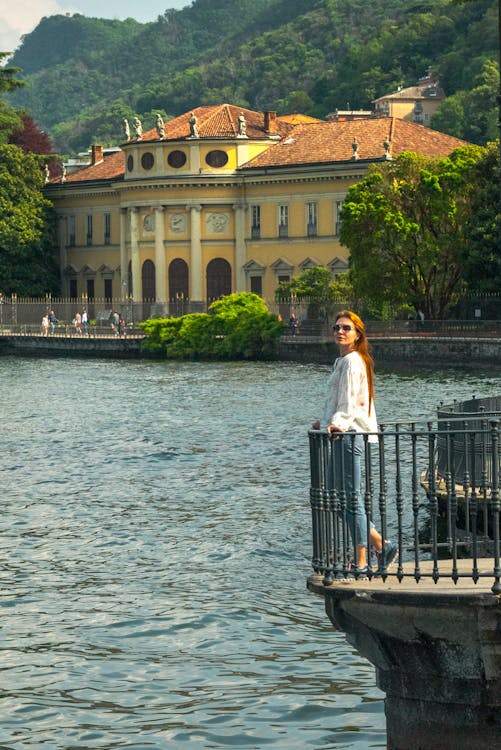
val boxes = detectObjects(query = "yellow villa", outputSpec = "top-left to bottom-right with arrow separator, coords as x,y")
373,71 -> 445,126
46,103 -> 466,313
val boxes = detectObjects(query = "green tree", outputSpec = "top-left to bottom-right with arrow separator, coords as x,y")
0,144 -> 59,295
141,292 -> 283,359
0,52 -> 24,143
339,147 -> 486,319
276,266 -> 352,321
461,141 -> 501,292
432,60 -> 499,144
0,52 -> 25,94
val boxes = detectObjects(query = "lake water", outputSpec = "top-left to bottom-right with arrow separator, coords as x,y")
1,356 -> 500,749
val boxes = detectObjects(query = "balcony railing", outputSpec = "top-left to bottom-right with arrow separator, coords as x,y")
309,412 -> 501,593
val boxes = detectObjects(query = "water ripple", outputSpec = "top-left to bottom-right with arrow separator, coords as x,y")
0,357 -> 498,748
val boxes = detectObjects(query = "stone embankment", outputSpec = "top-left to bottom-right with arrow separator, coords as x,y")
0,331 -> 499,365
279,334 -> 501,367
0,332 -> 144,359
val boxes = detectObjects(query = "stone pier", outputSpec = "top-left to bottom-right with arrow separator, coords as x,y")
308,560 -> 501,750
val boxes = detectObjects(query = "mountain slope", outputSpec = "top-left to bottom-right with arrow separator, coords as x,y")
6,0 -> 498,153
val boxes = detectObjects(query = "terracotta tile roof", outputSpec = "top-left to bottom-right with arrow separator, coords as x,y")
277,113 -> 324,125
374,84 -> 445,101
54,110 -> 470,185
56,150 -> 125,183
242,118 -> 469,169
133,104 -> 296,142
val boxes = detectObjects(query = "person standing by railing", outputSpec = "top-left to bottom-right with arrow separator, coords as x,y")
312,309 -> 397,578
48,309 -> 57,334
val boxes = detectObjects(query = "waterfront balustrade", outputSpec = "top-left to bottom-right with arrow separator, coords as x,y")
309,413 -> 501,593
0,323 -> 144,338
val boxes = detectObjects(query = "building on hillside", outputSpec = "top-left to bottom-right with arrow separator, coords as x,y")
45,103 -> 466,313
373,71 -> 445,126
327,109 -> 374,122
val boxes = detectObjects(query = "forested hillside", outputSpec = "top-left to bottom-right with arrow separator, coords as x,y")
6,0 -> 499,154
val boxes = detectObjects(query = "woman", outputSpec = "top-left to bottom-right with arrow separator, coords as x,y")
313,310 -> 397,577
41,314 -> 49,337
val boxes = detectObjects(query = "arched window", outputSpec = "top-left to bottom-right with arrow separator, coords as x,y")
206,258 -> 231,302
142,259 -> 156,301
169,258 -> 189,301
128,260 -> 132,297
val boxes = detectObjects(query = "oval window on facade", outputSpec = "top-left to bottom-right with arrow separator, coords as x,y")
127,155 -> 134,172
205,150 -> 228,168
168,150 -> 187,168
141,152 -> 154,170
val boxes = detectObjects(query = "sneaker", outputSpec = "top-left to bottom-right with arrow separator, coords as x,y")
375,542 -> 398,576
355,566 -> 368,580
341,566 -> 368,582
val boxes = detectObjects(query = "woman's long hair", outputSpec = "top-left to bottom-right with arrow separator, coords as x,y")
335,310 -> 375,412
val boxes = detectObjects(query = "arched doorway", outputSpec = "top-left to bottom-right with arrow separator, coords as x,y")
206,258 -> 231,302
169,258 -> 189,315
142,259 -> 156,301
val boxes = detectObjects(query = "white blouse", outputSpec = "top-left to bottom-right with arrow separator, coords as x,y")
321,351 -> 378,441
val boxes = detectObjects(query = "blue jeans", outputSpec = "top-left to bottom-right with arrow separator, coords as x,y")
332,434 -> 372,550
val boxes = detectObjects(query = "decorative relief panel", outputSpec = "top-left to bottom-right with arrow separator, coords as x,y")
206,212 -> 229,233
169,213 -> 187,233
143,214 -> 155,233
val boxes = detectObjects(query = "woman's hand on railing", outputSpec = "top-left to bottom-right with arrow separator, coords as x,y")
327,424 -> 344,435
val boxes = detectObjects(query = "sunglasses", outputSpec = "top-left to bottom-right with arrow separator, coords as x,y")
333,324 -> 354,332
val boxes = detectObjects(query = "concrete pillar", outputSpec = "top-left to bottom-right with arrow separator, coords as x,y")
233,202 -> 247,292
129,207 -> 140,300
154,206 -> 166,302
188,204 -> 203,303
119,208 -> 128,298
308,575 -> 501,750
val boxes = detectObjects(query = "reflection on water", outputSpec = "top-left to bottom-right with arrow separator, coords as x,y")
0,357 -> 499,749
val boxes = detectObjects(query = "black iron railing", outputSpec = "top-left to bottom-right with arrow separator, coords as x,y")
309,415 -> 501,593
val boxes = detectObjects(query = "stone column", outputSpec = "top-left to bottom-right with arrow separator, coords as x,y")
129,207 -> 140,301
188,204 -> 203,304
233,203 -> 247,292
119,208 -> 128,299
154,206 -> 166,302
58,216 -> 67,294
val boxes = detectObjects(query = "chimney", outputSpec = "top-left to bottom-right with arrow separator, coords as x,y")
91,145 -> 103,165
264,111 -> 277,134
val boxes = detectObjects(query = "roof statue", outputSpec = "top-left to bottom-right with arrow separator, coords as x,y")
189,112 -> 199,138
123,118 -> 130,141
352,136 -> 359,160
237,112 -> 247,138
384,136 -> 392,159
156,113 -> 165,139
133,117 -> 143,140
